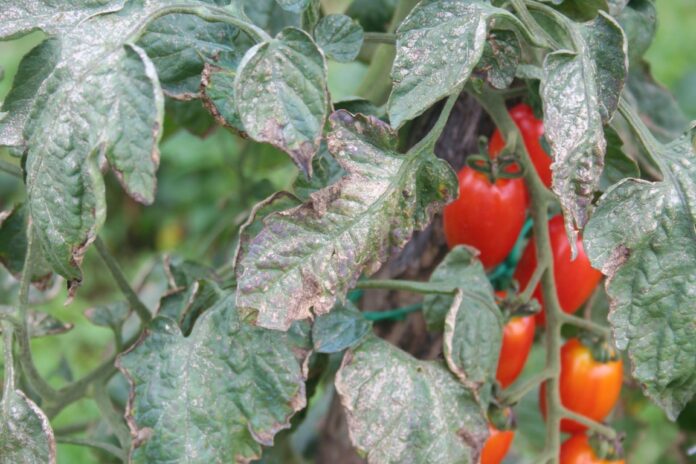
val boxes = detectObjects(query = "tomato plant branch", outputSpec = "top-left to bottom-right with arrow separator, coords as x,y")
55,436 -> 127,461
355,279 -> 454,295
472,87 -> 565,462
560,313 -> 611,339
362,32 -> 396,46
561,407 -> 617,439
499,368 -> 553,405
517,261 -> 546,303
95,237 -> 152,324
1,321 -> 15,410
0,159 -> 22,178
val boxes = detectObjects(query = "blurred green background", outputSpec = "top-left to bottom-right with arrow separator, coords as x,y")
0,1 -> 695,463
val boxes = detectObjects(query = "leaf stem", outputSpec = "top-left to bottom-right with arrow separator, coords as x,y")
56,436 -> 126,461
94,237 -> 152,324
362,32 -> 396,46
560,313 -> 611,339
561,407 -> 617,439
499,368 -> 552,405
0,159 -> 22,178
355,279 -> 454,295
1,321 -> 15,413
363,302 -> 423,321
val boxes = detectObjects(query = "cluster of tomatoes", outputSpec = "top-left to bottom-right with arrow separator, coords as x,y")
443,105 -> 624,464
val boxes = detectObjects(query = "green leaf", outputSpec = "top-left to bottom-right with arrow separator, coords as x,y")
118,292 -> 308,463
275,0 -> 309,14
0,39 -> 60,150
242,0 -> 301,35
333,97 -> 384,118
84,301 -> 130,331
444,286 -> 502,397
235,27 -> 328,174
235,111 -> 458,330
387,0 -> 518,128
345,0 -> 397,32
138,6 -> 254,98
599,127 -> 639,191
625,63 -> 689,143
423,246 -> 493,332
311,301 -> 371,353
540,12 -> 626,254
335,336 -> 488,463
0,203 -> 52,286
314,14 -> 364,63
617,0 -> 656,65
0,0 -> 125,39
0,328 -> 56,463
474,30 -> 520,90
584,128 -> 696,420
554,0 -> 608,21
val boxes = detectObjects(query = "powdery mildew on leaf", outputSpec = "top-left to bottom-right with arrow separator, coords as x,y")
387,0 -> 517,128
335,336 -> 488,463
117,293 -> 308,464
235,110 -> 458,330
584,128 -> 696,420
235,27 -> 328,175
541,12 -> 627,254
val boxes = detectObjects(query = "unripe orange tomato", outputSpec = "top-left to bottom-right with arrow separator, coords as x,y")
540,339 -> 623,433
560,434 -> 625,464
496,314 -> 536,388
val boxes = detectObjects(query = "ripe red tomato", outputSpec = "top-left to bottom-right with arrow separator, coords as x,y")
513,215 -> 602,325
560,434 -> 625,464
481,425 -> 514,464
443,166 -> 527,269
489,103 -> 552,187
496,313 -> 536,388
540,338 -> 623,433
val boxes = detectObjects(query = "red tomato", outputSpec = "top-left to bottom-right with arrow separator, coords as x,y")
513,215 -> 601,325
560,434 -> 625,464
481,425 -> 514,464
489,103 -> 552,187
443,166 -> 527,269
496,314 -> 536,388
540,339 -> 623,433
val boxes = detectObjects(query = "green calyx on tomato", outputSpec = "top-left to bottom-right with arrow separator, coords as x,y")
560,434 -> 625,464
489,102 -> 552,187
540,338 -> 623,434
513,215 -> 602,325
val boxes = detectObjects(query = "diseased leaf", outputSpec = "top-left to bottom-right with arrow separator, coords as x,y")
423,246 -> 492,332
335,336 -> 488,463
0,39 -> 60,150
387,0 -> 519,128
157,279 -> 225,335
312,301 -> 371,353
474,30 -> 520,90
540,12 -> 626,254
599,127 -> 639,191
333,97 -> 383,118
607,0 -> 630,16
584,128 -> 696,420
0,0 -> 125,39
0,306 -> 73,338
617,0 -> 656,65
138,5 -> 254,98
236,111 -> 458,330
292,141 -> 345,201
200,64 -> 245,132
275,0 -> 309,13
554,0 -> 608,21
84,301 -> 130,331
0,204 -> 52,286
444,287 -> 502,397
0,327 -> 56,463
235,27 -> 328,174
314,14 -> 364,63
118,292 -> 308,463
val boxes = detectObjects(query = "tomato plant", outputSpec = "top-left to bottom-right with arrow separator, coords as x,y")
443,165 -> 527,269
514,215 -> 602,324
560,434 -> 625,464
540,338 -> 623,433
0,0 -> 694,463
489,103 -> 552,187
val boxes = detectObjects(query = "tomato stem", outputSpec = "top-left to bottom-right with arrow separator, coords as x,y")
517,261 -> 546,304
499,368 -> 553,405
560,313 -> 611,339
355,279 -> 454,295
362,32 -> 397,46
561,407 -> 617,439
